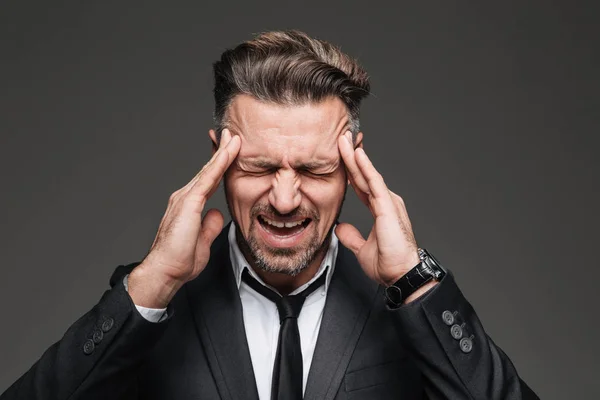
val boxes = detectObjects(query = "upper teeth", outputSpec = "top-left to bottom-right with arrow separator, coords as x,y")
261,216 -> 306,228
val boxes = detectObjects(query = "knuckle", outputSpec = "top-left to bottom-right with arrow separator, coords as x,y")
168,191 -> 179,203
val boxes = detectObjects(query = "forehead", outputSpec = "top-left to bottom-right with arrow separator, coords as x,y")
227,94 -> 349,165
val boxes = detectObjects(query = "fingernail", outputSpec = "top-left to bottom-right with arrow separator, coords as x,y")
346,131 -> 353,144
223,129 -> 231,144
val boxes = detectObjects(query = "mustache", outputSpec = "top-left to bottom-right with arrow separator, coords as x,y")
250,203 -> 320,221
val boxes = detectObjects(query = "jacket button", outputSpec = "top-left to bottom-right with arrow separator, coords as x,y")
459,337 -> 473,353
442,310 -> 455,326
450,324 -> 463,340
92,329 -> 104,344
101,318 -> 114,332
83,339 -> 95,355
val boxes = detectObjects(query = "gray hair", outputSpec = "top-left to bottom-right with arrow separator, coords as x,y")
212,30 -> 371,142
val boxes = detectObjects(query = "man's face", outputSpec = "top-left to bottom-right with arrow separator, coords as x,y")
220,94 -> 352,276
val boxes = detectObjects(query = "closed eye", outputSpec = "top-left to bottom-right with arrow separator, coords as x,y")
302,169 -> 334,177
245,169 -> 331,177
244,169 -> 275,176
236,160 -> 278,176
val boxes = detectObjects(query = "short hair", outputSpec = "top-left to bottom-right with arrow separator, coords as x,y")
212,30 -> 371,142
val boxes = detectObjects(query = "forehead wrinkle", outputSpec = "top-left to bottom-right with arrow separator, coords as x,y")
230,95 -> 349,136
228,95 -> 349,167
237,122 -> 343,168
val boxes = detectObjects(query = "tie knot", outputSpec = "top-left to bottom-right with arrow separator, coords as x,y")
276,295 -> 306,321
241,267 -> 328,324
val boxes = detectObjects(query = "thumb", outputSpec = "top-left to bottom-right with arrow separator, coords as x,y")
199,208 -> 225,248
335,222 -> 365,255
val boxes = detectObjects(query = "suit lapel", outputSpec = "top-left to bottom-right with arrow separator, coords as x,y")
185,226 -> 259,400
183,224 -> 378,400
304,244 -> 380,400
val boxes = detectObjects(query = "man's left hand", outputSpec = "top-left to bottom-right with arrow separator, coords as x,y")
335,131 -> 438,303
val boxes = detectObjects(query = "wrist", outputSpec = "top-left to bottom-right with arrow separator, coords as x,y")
383,248 -> 446,308
403,280 -> 438,304
383,251 -> 421,287
128,263 -> 185,309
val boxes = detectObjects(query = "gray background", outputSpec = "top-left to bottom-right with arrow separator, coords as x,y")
1,1 -> 598,398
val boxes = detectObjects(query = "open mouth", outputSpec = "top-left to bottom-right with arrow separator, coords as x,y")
257,215 -> 312,237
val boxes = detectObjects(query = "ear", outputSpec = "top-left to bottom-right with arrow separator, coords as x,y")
208,129 -> 218,155
354,131 -> 364,149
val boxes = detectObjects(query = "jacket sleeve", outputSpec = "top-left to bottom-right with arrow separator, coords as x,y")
391,270 -> 540,400
0,263 -> 172,400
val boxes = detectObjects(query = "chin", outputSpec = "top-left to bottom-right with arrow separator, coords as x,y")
254,246 -> 317,275
239,221 -> 334,277
248,234 -> 321,276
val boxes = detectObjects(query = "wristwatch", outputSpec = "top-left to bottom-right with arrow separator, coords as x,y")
384,248 -> 447,308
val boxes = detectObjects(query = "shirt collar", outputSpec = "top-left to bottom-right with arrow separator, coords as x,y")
228,222 -> 338,295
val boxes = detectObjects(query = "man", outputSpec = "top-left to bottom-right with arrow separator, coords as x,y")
1,30 -> 539,399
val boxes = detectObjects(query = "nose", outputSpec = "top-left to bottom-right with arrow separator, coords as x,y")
268,169 -> 301,215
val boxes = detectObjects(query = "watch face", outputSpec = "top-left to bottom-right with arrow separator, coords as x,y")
427,252 -> 441,268
421,249 -> 447,279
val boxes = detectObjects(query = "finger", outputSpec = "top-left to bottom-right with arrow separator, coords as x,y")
354,147 -> 388,198
338,131 -> 370,196
177,129 -> 233,198
219,128 -> 232,148
335,222 -> 366,255
354,148 -> 397,217
190,134 -> 240,198
338,133 -> 370,206
348,180 -> 370,207
198,208 -> 225,247
194,208 -> 225,273
185,129 -> 233,191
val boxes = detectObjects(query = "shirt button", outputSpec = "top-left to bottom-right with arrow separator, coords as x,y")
83,339 -> 95,355
92,329 -> 104,344
450,324 -> 463,340
442,310 -> 455,326
459,337 -> 473,353
101,318 -> 114,332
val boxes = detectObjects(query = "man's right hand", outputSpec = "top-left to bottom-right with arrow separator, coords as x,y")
128,129 -> 240,308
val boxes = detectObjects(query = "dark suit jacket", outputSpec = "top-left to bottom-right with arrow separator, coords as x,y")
2,225 -> 539,399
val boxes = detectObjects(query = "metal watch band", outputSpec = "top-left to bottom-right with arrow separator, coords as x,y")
384,248 -> 446,308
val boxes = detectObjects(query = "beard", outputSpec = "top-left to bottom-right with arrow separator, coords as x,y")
225,184 -> 347,276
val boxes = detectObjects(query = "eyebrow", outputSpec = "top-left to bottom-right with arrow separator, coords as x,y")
242,158 -> 337,170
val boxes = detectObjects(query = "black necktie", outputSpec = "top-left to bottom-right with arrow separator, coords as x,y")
242,268 -> 328,400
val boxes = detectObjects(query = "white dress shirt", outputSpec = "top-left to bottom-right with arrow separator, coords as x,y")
128,223 -> 338,400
